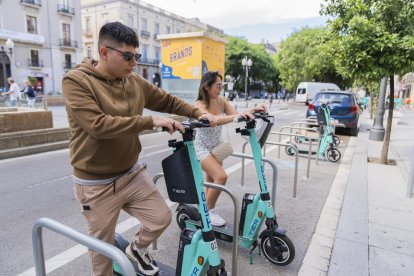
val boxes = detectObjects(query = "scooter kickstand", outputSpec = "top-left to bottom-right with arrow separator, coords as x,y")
248,241 -> 259,265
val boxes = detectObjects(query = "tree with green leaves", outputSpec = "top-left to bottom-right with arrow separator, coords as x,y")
275,27 -> 350,92
321,0 -> 414,164
225,37 -> 280,95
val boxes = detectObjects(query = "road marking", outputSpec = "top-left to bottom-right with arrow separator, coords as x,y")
17,146 -> 278,275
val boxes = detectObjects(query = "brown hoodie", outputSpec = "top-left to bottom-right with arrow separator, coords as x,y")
62,58 -> 203,180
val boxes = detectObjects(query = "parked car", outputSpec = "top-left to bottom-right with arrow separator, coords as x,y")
295,82 -> 341,105
306,91 -> 362,136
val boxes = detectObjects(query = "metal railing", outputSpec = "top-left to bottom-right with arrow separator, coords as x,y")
276,126 -> 321,164
20,0 -> 41,7
59,39 -> 78,48
28,59 -> 44,68
268,132 -> 313,174
32,217 -> 135,276
57,4 -> 75,15
151,173 -> 239,276
231,152 -> 278,208
140,30 -> 151,38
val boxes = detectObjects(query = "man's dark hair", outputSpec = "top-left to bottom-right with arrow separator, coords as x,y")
98,22 -> 139,49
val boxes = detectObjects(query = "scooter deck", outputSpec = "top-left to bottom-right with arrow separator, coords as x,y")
113,233 -> 175,276
187,220 -> 234,243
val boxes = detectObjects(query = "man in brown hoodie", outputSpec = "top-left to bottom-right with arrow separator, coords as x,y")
62,22 -> 217,276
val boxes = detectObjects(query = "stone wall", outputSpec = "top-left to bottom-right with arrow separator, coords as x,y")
0,108 -> 53,133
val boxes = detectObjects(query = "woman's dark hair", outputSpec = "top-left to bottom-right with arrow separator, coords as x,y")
196,71 -> 223,108
98,22 -> 139,50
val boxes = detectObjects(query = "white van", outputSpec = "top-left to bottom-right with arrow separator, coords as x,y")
295,82 -> 340,105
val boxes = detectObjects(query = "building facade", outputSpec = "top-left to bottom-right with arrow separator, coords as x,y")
0,0 -> 83,95
81,0 -> 223,86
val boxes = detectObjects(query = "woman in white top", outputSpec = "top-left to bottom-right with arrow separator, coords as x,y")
194,71 -> 265,226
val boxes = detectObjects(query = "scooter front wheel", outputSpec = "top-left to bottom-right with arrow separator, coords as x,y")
260,234 -> 295,266
325,148 -> 341,162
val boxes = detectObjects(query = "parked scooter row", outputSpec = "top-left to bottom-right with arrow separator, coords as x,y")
114,113 -> 295,275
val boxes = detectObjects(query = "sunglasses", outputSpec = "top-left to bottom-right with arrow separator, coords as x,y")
106,46 -> 142,62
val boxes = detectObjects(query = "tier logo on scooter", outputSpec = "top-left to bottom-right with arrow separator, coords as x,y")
201,191 -> 212,228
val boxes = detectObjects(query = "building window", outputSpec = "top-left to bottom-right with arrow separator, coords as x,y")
62,23 -> 71,43
26,15 -> 37,34
155,23 -> 159,35
87,47 -> 92,59
142,18 -> 147,31
142,68 -> 148,79
154,46 -> 160,61
128,14 -> 134,28
65,54 -> 72,69
31,50 -> 39,67
85,18 -> 91,33
176,29 -> 180,33
166,26 -> 171,34
101,13 -> 109,25
142,45 -> 148,61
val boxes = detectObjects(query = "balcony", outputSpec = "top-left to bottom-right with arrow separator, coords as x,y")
139,58 -> 160,65
82,29 -> 93,37
20,0 -> 41,8
63,62 -> 76,71
57,5 -> 75,16
28,59 -> 44,68
140,30 -> 150,38
59,39 -> 78,49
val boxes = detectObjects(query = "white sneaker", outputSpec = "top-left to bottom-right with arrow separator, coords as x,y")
209,208 -> 226,226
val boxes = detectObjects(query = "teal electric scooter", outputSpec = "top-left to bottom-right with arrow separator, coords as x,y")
176,113 -> 295,266
287,103 -> 341,162
113,120 -> 227,276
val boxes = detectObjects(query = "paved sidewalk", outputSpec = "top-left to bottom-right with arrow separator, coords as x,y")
300,110 -> 414,275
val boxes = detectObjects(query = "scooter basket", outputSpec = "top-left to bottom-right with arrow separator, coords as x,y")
316,108 -> 327,126
161,145 -> 199,204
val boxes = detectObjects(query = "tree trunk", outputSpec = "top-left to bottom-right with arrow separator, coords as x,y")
380,75 -> 394,164
370,83 -> 374,119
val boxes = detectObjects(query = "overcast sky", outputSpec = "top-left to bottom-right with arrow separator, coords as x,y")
142,0 -> 326,29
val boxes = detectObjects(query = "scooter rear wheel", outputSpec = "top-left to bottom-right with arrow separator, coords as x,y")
260,234 -> 295,266
285,146 -> 296,156
325,148 -> 341,162
333,135 -> 340,146
176,209 -> 196,230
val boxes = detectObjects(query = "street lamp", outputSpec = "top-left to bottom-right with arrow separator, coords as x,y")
1,38 -> 14,92
241,56 -> 252,104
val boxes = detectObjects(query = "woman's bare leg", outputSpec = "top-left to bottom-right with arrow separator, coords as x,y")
201,155 -> 227,209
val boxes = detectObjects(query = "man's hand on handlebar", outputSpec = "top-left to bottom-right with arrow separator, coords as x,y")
152,116 -> 184,134
198,113 -> 218,127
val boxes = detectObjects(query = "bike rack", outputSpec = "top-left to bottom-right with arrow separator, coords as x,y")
276,126 -> 321,165
231,152 -> 279,208
151,173 -> 239,276
32,217 -> 135,276
266,131 -> 313,179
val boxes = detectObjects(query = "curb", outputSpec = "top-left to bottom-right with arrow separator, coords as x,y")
298,136 -> 357,275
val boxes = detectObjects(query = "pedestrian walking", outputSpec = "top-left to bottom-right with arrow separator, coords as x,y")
1,77 -> 21,106
22,79 -> 36,108
62,22 -> 217,276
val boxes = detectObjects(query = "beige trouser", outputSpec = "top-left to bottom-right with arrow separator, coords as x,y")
74,166 -> 172,276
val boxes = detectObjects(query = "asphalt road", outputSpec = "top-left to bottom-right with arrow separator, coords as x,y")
0,103 -> 351,276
